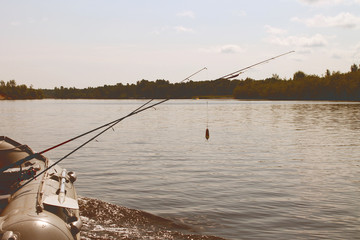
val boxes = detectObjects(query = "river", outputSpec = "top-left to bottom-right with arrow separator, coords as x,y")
1,99 -> 359,239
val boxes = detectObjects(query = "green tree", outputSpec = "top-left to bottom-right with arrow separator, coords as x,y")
325,69 -> 331,77
293,71 -> 306,81
351,63 -> 359,72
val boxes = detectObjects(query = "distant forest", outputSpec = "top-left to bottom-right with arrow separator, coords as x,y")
1,64 -> 360,101
0,80 -> 43,99
233,64 -> 360,101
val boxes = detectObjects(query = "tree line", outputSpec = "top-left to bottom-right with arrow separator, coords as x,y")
0,80 -> 43,99
42,79 -> 240,99
2,63 -> 360,100
233,64 -> 360,101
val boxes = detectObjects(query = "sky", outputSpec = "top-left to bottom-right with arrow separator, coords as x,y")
0,0 -> 360,89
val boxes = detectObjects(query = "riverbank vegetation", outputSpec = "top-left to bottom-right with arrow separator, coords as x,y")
233,65 -> 360,101
2,64 -> 360,100
42,79 -> 240,99
0,80 -> 43,99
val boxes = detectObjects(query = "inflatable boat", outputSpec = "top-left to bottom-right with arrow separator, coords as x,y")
0,136 -> 81,240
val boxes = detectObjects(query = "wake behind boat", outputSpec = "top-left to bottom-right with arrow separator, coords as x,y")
0,137 -> 226,240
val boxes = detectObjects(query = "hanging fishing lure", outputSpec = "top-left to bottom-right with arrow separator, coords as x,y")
5,67 -> 209,192
205,101 -> 210,140
205,128 -> 210,140
3,51 -> 295,176
202,51 -> 295,140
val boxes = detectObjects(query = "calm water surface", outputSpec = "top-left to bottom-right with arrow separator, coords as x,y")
1,99 -> 360,239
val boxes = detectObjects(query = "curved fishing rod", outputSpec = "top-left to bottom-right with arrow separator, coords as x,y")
13,68 -> 208,192
218,51 -> 295,80
180,67 -> 207,83
0,99 -> 154,174
9,49 -> 295,189
13,99 -> 170,193
3,50 -> 294,174
1,67 -> 208,175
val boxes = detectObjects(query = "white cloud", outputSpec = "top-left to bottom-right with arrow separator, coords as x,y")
268,34 -> 328,48
331,52 -> 343,59
219,45 -> 244,54
177,11 -> 195,18
235,10 -> 247,17
299,0 -> 360,6
265,25 -> 287,35
152,26 -> 195,35
10,21 -> 21,26
151,26 -> 168,35
174,26 -> 194,33
298,0 -> 345,6
200,44 -> 244,54
292,12 -> 360,28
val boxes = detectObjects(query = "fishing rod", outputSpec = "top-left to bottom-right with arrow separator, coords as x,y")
9,49 -> 295,189
1,68 -> 208,175
181,67 -> 207,83
218,50 -> 295,80
0,99 -> 153,174
13,68 -> 208,192
3,51 -> 294,174
202,51 -> 294,140
13,99 -> 170,193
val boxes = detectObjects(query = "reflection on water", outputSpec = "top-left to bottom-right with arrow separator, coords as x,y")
1,100 -> 360,239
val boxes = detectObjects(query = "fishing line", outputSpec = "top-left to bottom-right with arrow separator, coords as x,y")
9,50 -> 295,190
3,51 -> 295,174
4,51 -> 296,174
205,101 -> 210,140
0,99 -> 156,174
14,68 -> 208,191
218,51 -> 295,80
22,67 -> 206,169
13,98 -> 170,193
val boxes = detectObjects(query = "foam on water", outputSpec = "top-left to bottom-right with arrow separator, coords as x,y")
79,197 -> 226,240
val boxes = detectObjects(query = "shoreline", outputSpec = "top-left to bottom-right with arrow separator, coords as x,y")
2,97 -> 360,102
